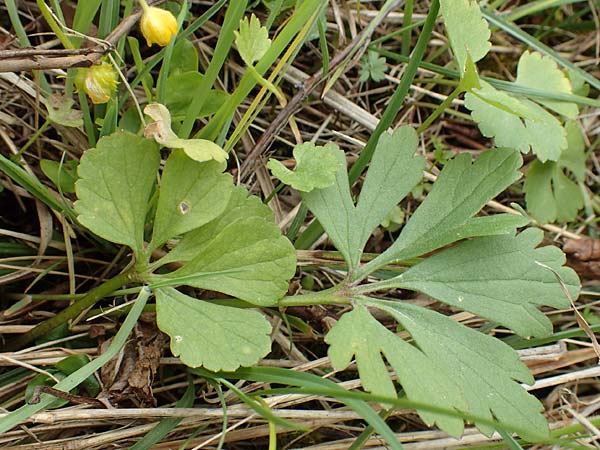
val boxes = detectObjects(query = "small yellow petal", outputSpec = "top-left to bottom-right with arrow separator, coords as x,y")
140,7 -> 178,47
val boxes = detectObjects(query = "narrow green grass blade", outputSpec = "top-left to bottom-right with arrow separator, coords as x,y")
0,287 -> 150,434
378,50 -> 600,108
295,0 -> 440,250
218,378 -> 307,431
481,7 -> 600,91
72,0 -> 102,36
130,381 -> 195,450
499,429 -> 525,450
504,0 -> 585,22
206,367 -> 406,450
0,154 -> 76,220
180,0 -> 248,138
156,0 -> 189,104
197,0 -> 327,141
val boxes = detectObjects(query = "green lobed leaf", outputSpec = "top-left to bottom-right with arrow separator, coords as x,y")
524,121 -> 586,223
524,161 -> 583,224
515,51 -> 578,119
150,150 -> 233,250
75,131 -> 160,257
326,301 -> 548,440
267,142 -> 342,192
465,81 -> 567,162
235,14 -> 271,66
387,228 -> 579,337
360,148 -> 523,277
153,186 -> 296,305
440,0 -> 491,73
561,120 -> 586,182
302,127 -> 424,273
156,287 -> 271,370
359,51 -> 388,83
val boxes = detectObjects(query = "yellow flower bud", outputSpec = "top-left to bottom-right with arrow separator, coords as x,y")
140,6 -> 178,47
76,61 -> 119,104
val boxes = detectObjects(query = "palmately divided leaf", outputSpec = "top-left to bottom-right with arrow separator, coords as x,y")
360,148 -> 522,276
235,14 -> 271,66
524,160 -> 584,224
465,81 -> 567,162
75,131 -> 160,257
389,228 -> 578,337
440,0 -> 491,72
153,186 -> 296,306
516,51 -> 578,119
524,121 -> 586,223
302,127 -> 424,273
150,150 -> 233,249
327,301 -> 549,440
267,142 -> 342,192
374,299 -> 548,440
156,288 -> 271,370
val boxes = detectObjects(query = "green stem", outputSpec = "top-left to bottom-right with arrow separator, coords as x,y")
36,0 -> 74,49
416,85 -> 462,134
0,286 -> 150,434
14,120 -> 50,159
277,285 -> 351,307
401,0 -> 413,56
137,0 -> 150,12
5,271 -> 132,351
247,65 -> 287,106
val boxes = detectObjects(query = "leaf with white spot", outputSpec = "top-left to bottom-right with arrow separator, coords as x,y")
156,287 -> 271,370
150,150 -> 233,250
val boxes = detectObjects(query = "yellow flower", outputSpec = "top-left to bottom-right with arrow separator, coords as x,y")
76,61 -> 118,104
140,6 -> 178,47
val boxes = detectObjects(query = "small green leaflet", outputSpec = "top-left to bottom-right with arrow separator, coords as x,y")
326,301 -> 548,441
75,131 -> 160,257
440,0 -> 491,73
516,51 -> 578,119
524,121 -> 586,223
156,288 -> 271,370
359,51 -> 387,83
151,187 -> 296,306
235,14 -> 271,66
150,150 -> 233,250
267,142 -> 342,192
301,127 -> 424,273
359,147 -> 524,277
462,50 -> 578,163
385,228 -> 578,338
465,81 -> 566,162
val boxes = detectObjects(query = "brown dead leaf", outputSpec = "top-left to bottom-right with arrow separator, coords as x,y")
98,315 -> 168,407
564,237 -> 600,280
